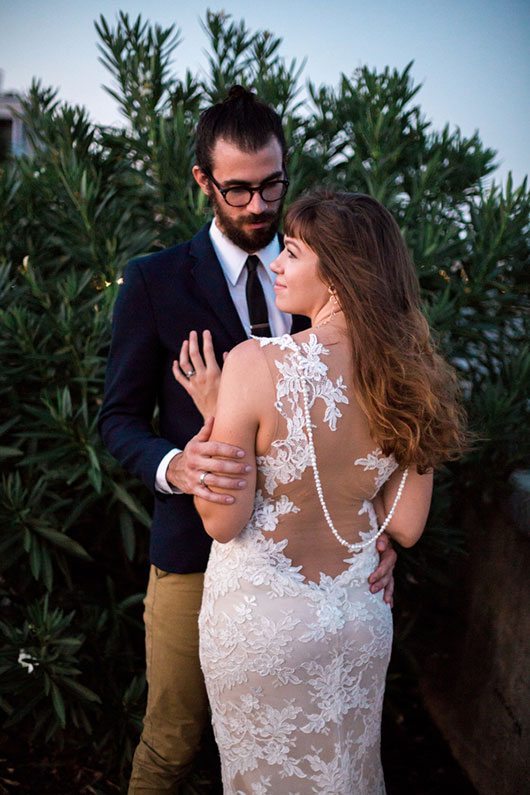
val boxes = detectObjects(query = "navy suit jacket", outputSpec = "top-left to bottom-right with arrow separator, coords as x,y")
99,223 -> 309,573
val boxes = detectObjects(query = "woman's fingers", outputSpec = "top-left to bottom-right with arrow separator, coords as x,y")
172,359 -> 192,391
202,329 -> 219,369
175,332 -> 223,407
188,330 -> 206,374
179,339 -> 192,376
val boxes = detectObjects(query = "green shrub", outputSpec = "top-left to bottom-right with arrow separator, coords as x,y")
0,9 -> 528,791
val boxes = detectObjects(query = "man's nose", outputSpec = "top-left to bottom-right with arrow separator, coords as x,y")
248,191 -> 268,213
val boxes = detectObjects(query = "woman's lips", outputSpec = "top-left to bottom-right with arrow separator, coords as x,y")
274,282 -> 286,290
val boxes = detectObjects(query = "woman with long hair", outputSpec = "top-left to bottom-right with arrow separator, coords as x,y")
175,190 -> 467,793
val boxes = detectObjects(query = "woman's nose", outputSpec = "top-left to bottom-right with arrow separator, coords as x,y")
270,253 -> 283,274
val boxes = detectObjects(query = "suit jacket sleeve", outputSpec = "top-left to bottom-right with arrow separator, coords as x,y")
98,258 -> 175,492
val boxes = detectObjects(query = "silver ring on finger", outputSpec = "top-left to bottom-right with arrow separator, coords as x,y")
199,470 -> 209,487
186,369 -> 196,378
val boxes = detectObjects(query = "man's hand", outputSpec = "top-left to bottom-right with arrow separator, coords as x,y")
166,418 -> 251,505
368,533 -> 397,607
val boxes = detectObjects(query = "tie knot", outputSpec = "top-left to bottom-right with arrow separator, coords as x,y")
246,255 -> 261,273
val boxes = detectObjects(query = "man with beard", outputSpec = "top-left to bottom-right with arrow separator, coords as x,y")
99,86 -> 397,793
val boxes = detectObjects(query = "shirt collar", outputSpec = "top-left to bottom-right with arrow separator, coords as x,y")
209,217 -> 280,286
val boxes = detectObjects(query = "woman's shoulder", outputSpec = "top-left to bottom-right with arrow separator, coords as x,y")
227,333 -> 299,364
224,337 -> 264,366
222,338 -> 271,384
219,338 -> 277,417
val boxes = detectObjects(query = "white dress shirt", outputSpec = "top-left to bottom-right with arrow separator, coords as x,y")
156,218 -> 290,493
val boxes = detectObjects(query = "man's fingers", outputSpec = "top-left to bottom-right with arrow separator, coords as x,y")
195,417 -> 215,443
370,573 -> 390,593
382,546 -> 398,571
384,577 -> 395,605
196,486 -> 235,505
201,473 -> 248,491
194,439 -> 246,460
370,546 -> 397,581
369,539 -> 397,592
195,456 -> 251,476
369,561 -> 386,585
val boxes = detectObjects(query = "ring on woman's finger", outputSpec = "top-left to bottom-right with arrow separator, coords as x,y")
186,369 -> 196,378
199,471 -> 209,487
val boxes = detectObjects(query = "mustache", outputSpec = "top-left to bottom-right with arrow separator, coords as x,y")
241,212 -> 278,224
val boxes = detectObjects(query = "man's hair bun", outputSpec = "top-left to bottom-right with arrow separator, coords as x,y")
196,84 -> 286,172
225,85 -> 255,102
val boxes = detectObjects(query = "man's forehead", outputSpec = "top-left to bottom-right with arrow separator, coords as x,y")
210,135 -> 283,179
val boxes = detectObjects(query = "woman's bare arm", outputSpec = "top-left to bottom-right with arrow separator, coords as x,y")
378,466 -> 434,548
194,340 -> 268,543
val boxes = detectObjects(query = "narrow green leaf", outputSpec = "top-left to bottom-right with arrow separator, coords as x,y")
33,526 -> 93,561
112,483 -> 150,526
119,510 -> 136,561
0,446 -> 23,459
61,678 -> 102,704
50,682 -> 66,728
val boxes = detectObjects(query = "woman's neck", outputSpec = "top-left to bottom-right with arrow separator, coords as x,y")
311,304 -> 346,329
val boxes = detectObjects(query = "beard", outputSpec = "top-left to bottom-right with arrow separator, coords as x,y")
210,191 -> 283,253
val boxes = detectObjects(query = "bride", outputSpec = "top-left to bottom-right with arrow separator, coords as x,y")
175,191 -> 466,793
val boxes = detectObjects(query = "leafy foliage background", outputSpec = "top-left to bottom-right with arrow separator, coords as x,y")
0,10 -> 528,792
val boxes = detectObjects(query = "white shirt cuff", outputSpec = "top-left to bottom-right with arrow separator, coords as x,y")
155,448 -> 183,494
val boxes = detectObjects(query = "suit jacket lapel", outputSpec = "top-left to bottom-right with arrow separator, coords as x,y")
189,224 -> 247,344
291,313 -> 310,333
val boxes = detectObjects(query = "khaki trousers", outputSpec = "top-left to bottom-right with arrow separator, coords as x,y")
128,566 -> 213,794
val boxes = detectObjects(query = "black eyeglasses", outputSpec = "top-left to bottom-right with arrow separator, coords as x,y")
203,168 -> 289,207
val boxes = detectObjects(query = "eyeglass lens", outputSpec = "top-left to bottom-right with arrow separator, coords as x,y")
225,182 -> 287,207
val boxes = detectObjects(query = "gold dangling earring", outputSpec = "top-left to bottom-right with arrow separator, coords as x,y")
317,285 -> 339,328
328,284 -> 339,318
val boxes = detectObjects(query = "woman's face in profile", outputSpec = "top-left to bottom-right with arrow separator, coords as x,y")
270,236 -> 328,318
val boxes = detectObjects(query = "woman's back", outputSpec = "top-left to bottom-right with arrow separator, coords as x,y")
254,326 -> 398,585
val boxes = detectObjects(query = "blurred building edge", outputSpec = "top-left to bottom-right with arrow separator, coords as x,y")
0,70 -> 30,162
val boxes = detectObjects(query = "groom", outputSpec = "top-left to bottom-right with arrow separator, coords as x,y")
99,86 -> 397,793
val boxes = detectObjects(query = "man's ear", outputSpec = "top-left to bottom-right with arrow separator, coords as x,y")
192,165 -> 210,196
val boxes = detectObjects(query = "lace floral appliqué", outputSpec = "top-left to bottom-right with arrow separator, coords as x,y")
199,333 -> 392,794
354,447 -> 398,491
257,334 -> 348,494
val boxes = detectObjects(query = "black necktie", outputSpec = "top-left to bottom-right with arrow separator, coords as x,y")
245,255 -> 272,337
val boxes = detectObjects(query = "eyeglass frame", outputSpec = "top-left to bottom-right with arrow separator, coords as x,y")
201,167 -> 290,207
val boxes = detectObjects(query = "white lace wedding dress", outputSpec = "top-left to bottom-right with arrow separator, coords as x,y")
199,330 -> 404,794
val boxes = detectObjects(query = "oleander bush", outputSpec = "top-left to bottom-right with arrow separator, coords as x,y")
0,9 -> 528,792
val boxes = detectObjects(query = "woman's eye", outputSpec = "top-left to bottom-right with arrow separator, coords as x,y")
287,249 -> 296,258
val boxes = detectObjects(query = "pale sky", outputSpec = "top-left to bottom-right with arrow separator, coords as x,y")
1,0 -> 528,186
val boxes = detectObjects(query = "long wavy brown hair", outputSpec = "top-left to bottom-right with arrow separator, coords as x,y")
284,190 -> 468,472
